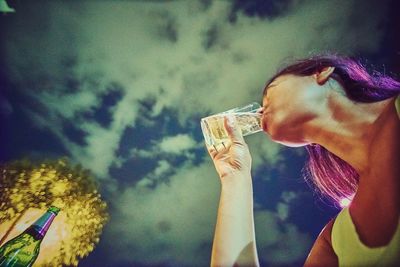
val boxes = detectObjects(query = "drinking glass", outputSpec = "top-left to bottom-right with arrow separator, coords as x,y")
200,102 -> 262,148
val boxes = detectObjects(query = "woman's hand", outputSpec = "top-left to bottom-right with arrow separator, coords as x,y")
207,115 -> 252,180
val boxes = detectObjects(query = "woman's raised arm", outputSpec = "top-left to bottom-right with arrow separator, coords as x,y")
208,116 -> 260,267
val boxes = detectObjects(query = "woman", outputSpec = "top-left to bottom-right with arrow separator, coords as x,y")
207,54 -> 400,266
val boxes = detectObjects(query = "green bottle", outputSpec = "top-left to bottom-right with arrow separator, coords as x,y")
0,206 -> 60,267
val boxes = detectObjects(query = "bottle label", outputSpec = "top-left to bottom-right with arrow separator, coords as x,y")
31,212 -> 56,239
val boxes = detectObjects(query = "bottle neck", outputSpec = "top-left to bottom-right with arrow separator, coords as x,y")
26,210 -> 58,240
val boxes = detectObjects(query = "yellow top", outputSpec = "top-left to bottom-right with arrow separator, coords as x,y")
331,95 -> 400,266
332,207 -> 400,266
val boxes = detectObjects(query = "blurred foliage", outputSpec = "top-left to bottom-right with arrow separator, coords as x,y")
0,158 -> 109,266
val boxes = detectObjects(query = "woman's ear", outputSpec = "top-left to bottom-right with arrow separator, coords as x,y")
315,66 -> 335,85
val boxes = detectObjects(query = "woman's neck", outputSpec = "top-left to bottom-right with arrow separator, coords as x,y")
304,93 -> 394,176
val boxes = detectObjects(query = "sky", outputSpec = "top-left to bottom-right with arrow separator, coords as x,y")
0,0 -> 399,266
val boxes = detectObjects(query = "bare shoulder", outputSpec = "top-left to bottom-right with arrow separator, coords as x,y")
304,217 -> 338,267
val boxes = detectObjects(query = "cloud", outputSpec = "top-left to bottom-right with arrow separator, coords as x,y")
276,190 -> 299,221
136,160 -> 172,187
276,202 -> 290,221
123,133 -> 201,189
3,0 -> 389,179
246,133 -> 283,171
0,0 -> 15,13
158,134 -> 198,154
103,162 -> 312,266
255,210 -> 313,266
133,133 -> 199,159
103,162 -> 220,266
127,133 -> 200,184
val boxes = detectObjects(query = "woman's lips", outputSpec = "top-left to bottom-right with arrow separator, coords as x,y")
261,108 -> 270,132
261,116 -> 268,132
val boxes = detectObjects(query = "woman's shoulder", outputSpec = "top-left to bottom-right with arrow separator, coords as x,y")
304,217 -> 338,266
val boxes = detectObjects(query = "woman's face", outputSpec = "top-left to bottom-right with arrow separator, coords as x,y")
261,74 -> 325,147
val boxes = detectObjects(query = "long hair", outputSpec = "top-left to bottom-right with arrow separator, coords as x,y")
264,54 -> 400,206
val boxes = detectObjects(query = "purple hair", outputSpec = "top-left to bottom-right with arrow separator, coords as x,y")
264,54 -> 400,206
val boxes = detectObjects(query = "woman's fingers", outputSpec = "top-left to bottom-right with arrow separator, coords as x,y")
224,115 -> 245,145
207,142 -> 231,160
208,145 -> 218,159
207,115 -> 245,162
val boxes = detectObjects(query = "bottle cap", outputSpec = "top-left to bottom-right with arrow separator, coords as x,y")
48,206 -> 61,215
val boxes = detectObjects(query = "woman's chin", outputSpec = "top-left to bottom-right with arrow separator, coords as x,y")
263,127 -> 308,147
278,141 -> 307,147
270,137 -> 309,147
